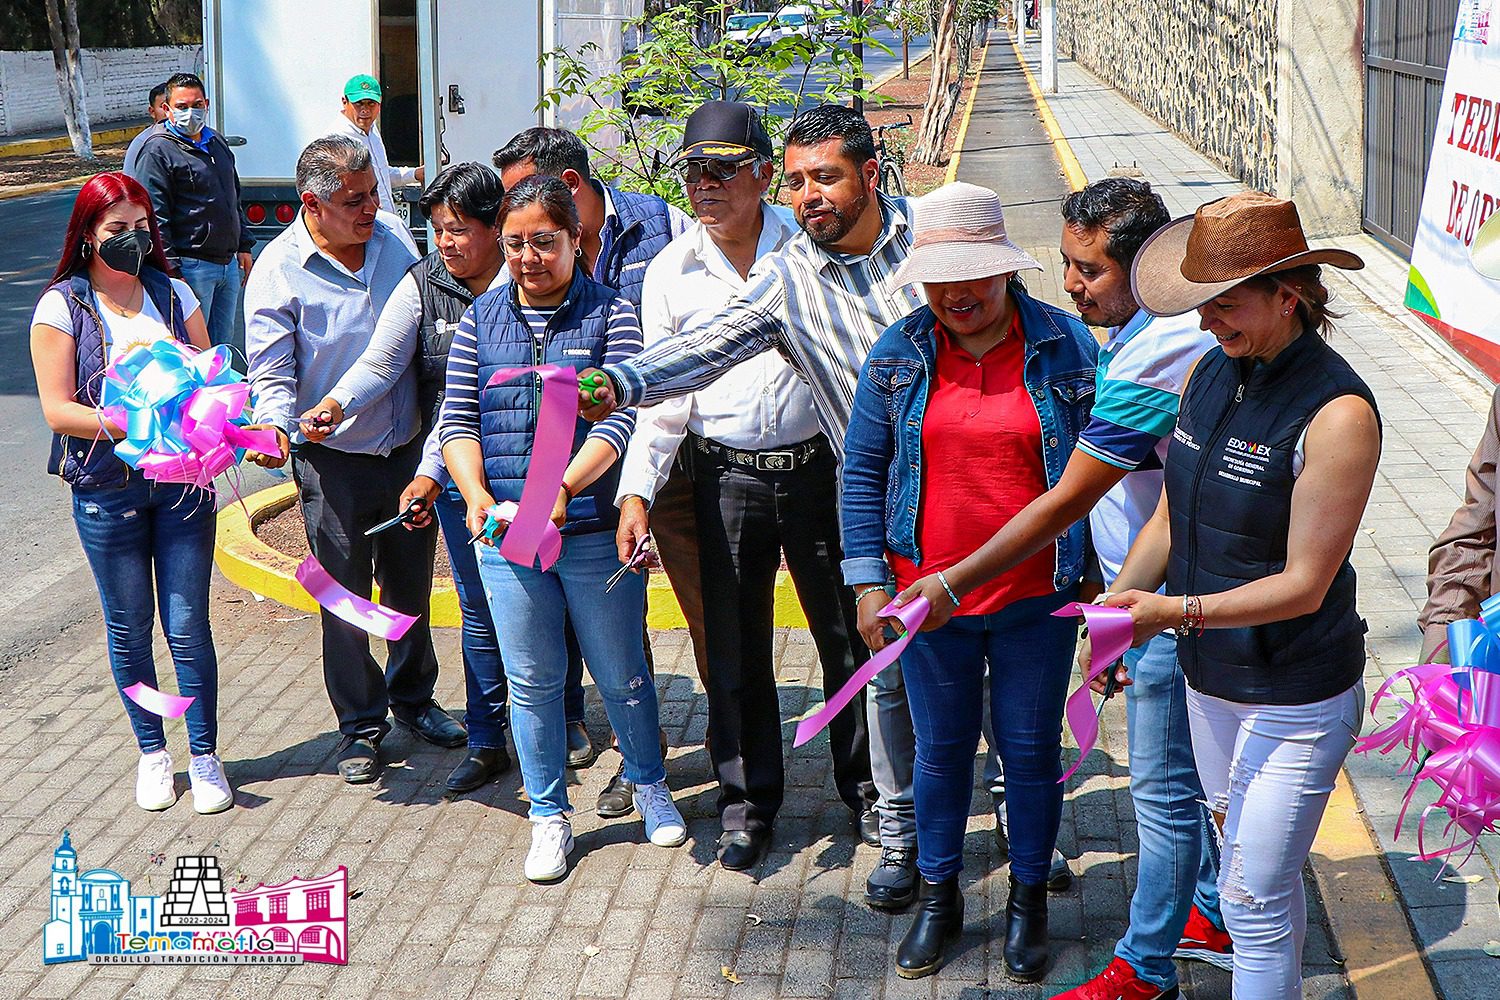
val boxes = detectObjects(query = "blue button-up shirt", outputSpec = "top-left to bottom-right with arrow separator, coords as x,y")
245,212 -> 420,454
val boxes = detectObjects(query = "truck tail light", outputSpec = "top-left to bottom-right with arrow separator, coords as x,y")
244,203 -> 266,224
275,203 -> 296,224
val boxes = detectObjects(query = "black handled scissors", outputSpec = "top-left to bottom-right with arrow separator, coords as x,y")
364,498 -> 428,537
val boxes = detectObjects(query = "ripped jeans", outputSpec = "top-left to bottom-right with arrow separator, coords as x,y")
1187,683 -> 1364,1000
476,529 -> 665,818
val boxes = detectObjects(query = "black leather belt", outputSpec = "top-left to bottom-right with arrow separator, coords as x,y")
690,433 -> 827,472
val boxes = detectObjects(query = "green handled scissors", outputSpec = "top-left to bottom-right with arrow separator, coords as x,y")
579,372 -> 609,405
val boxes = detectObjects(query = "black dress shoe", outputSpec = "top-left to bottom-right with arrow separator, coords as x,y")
566,722 -> 596,768
445,746 -> 512,793
596,761 -> 635,818
1047,850 -> 1073,892
855,806 -> 881,847
896,877 -> 964,979
864,845 -> 918,911
393,701 -> 468,748
1002,874 -> 1049,982
335,737 -> 380,784
717,830 -> 770,871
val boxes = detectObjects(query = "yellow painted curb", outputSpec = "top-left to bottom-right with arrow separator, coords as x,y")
1008,34 -> 1087,192
215,484 -> 810,631
1308,767 -> 1440,1000
944,33 -> 991,184
0,173 -> 95,201
0,124 -> 142,159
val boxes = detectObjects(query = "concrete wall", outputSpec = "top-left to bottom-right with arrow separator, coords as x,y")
1057,0 -> 1366,237
0,46 -> 201,137
1056,0 -> 1279,191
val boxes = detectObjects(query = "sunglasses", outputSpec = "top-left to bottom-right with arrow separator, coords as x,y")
501,229 -> 565,257
675,157 -> 759,185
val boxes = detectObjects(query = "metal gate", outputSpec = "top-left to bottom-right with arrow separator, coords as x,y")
1363,0 -> 1462,256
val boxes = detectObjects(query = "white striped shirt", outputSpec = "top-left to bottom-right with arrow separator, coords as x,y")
439,297 -> 642,457
606,194 -> 927,457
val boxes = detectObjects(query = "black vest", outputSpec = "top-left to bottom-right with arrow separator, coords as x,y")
1165,331 -> 1379,705
410,251 -> 475,432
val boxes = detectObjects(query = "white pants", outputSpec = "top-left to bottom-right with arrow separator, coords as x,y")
1187,683 -> 1364,1000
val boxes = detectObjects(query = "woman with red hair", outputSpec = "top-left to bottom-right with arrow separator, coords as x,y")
31,173 -> 261,815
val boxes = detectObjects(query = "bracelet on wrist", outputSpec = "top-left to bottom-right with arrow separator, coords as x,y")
854,585 -> 885,603
936,570 -> 961,610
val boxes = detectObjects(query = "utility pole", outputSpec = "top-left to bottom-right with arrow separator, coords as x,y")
1015,0 -> 1026,58
1041,0 -> 1057,93
852,0 -> 864,114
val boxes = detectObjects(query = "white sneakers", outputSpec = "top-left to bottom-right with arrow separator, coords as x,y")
136,751 -> 176,811
136,750 -> 235,814
633,781 -> 688,847
189,753 -> 234,814
525,815 -> 576,883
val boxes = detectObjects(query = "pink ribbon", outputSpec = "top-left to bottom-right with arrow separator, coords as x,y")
479,500 -> 563,567
294,555 -> 417,641
1051,602 -> 1136,782
793,597 -> 930,748
484,366 -> 578,571
123,681 -> 194,719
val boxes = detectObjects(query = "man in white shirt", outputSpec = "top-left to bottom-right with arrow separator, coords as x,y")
330,74 -> 423,219
616,103 -> 876,871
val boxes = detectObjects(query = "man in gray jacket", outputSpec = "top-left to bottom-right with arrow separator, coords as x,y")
129,72 -> 253,348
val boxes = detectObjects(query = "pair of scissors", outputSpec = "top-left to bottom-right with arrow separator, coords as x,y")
466,505 -> 508,546
1096,663 -> 1123,717
605,535 -> 653,593
364,498 -> 429,537
579,372 -> 610,405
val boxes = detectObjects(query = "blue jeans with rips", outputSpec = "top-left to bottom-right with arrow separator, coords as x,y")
72,477 -> 218,755
476,530 -> 665,817
900,588 -> 1078,884
1114,631 -> 1223,988
433,485 -> 508,748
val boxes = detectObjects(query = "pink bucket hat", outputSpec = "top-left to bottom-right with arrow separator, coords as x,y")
893,181 -> 1043,286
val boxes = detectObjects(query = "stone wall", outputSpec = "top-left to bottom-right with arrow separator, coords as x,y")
0,46 -> 201,136
1056,0 -> 1278,192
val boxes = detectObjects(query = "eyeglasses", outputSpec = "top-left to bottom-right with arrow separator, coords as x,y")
501,229 -> 565,257
675,158 -> 758,185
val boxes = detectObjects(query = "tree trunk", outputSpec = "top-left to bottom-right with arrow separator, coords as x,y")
902,29 -> 909,79
911,0 -> 959,165
45,0 -> 95,161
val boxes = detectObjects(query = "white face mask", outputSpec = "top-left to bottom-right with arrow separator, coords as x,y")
170,106 -> 207,134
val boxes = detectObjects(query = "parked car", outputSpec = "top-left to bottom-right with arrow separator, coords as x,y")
726,12 -> 777,51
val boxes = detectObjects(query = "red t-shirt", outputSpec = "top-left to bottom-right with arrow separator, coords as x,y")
889,319 -> 1056,616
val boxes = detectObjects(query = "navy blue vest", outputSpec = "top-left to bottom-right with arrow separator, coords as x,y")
409,251 -> 475,432
46,269 -> 191,489
596,183 -> 675,308
1165,331 -> 1379,705
469,270 -> 625,536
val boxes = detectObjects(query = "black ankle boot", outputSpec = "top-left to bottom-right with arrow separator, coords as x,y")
895,877 -> 963,979
1002,874 -> 1049,982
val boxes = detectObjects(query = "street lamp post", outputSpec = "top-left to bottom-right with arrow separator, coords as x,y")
1041,0 -> 1058,93
1015,0 -> 1026,57
852,0 -> 864,115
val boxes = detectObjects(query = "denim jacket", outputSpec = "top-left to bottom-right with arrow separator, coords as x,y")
840,282 -> 1099,591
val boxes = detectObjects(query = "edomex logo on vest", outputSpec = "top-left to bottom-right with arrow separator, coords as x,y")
42,831 -> 349,966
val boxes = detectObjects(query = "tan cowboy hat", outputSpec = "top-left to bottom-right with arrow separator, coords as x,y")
1474,210 -> 1500,280
1131,192 -> 1364,316
893,181 -> 1042,287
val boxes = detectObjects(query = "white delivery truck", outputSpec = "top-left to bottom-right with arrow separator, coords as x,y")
202,0 -> 644,247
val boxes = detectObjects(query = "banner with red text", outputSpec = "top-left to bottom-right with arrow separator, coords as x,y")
1407,0 -> 1500,378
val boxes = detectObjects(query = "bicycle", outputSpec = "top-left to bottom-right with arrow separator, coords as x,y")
874,115 -> 912,197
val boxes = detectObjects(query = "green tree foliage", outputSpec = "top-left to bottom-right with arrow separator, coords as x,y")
0,0 -> 202,49
541,0 -> 891,206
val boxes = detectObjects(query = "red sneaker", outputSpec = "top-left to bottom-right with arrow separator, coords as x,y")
1172,904 -> 1233,970
1050,957 -> 1179,999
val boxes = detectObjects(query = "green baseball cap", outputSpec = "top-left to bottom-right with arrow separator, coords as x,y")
343,74 -> 383,103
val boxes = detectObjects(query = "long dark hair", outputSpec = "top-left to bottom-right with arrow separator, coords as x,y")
50,172 -> 175,285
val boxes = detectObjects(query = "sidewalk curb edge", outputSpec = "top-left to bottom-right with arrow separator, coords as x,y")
1307,767 -> 1442,1000
0,174 -> 95,201
1007,34 -> 1087,192
0,124 -> 142,159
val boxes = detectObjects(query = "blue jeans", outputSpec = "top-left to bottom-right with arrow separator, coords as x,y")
476,530 -> 665,817
177,256 -> 240,348
433,486 -> 508,748
901,588 -> 1078,883
72,477 -> 218,755
1115,632 -> 1223,987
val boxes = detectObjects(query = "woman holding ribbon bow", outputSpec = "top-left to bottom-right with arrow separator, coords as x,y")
1101,192 -> 1379,999
840,182 -> 1099,982
439,174 -> 687,883
30,173 -> 251,815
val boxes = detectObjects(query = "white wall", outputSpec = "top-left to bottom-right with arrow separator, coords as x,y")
0,45 -> 202,137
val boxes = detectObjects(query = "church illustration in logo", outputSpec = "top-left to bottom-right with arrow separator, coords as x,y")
43,832 -> 348,965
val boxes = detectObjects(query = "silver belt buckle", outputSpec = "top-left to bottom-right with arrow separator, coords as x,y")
755,450 -> 795,472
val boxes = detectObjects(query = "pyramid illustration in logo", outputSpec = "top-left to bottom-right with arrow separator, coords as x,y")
160,856 -> 229,927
